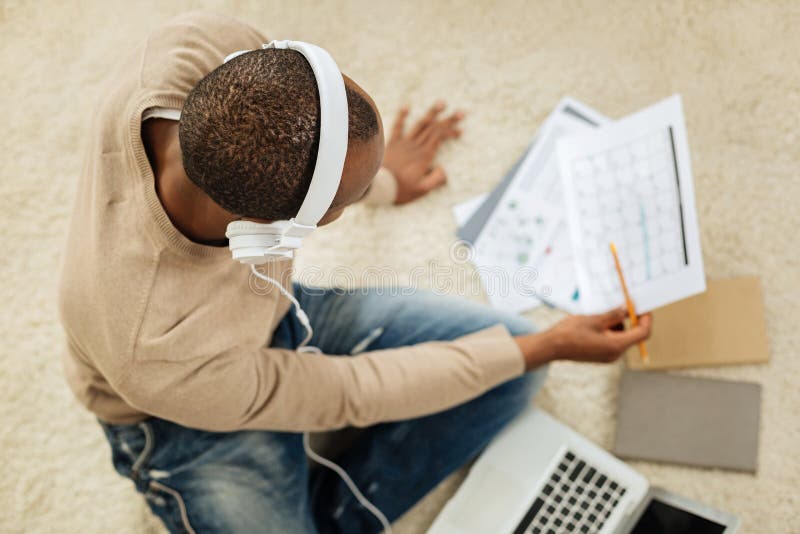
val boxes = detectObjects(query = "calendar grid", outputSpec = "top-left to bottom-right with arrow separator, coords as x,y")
571,126 -> 687,303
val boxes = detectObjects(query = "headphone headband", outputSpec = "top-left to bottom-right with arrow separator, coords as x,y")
223,40 -> 349,264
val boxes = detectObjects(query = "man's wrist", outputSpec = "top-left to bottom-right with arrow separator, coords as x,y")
515,330 -> 560,371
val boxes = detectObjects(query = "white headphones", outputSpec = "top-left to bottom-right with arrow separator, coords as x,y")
223,40 -> 348,264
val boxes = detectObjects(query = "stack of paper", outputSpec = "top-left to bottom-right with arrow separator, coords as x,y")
454,95 -> 706,315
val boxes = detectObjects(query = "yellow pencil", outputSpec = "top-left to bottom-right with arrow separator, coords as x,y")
609,242 -> 648,363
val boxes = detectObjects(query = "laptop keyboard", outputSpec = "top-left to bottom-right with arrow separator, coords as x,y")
512,449 -> 628,534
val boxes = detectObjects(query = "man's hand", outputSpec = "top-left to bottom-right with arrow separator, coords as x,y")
381,101 -> 465,204
515,307 -> 653,371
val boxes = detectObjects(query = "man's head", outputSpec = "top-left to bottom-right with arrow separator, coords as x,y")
179,47 -> 383,225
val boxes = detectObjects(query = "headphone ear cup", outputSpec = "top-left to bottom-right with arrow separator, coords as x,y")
226,220 -> 296,264
226,220 -> 280,238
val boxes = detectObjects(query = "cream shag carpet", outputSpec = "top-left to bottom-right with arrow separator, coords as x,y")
1,1 -> 798,532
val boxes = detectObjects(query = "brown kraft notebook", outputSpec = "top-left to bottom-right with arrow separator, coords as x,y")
625,276 -> 769,370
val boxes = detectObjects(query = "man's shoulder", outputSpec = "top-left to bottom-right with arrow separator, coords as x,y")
147,10 -> 266,51
159,10 -> 257,33
140,10 -> 267,96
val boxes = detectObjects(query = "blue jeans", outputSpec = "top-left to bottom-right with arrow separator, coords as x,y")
99,286 -> 547,533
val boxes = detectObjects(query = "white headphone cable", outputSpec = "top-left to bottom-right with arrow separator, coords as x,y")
250,264 -> 316,350
249,265 -> 393,533
302,432 -> 392,533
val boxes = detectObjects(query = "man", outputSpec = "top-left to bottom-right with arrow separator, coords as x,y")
58,11 -> 651,534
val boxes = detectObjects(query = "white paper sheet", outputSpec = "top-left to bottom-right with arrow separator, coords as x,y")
473,98 -> 609,313
451,194 -> 489,227
558,94 -> 706,314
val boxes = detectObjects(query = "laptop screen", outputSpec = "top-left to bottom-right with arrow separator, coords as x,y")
631,497 -> 727,533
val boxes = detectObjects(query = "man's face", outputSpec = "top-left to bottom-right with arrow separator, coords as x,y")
317,75 -> 385,226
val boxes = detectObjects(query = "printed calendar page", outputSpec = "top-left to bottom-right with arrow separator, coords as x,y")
473,98 -> 609,313
558,95 -> 705,314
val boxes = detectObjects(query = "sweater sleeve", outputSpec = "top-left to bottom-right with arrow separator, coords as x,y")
361,167 -> 398,206
114,324 -> 524,432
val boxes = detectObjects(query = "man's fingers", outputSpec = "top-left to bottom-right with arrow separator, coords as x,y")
447,110 -> 466,128
421,111 -> 465,148
390,106 -> 409,142
638,313 -> 653,334
420,124 -> 446,152
409,101 -> 446,139
416,165 -> 447,193
610,313 -> 653,350
399,167 -> 447,204
595,306 -> 628,328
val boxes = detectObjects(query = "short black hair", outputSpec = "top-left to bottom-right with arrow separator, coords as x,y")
179,48 -> 379,220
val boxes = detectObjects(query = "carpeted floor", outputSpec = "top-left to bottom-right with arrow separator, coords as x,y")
2,1 -> 798,532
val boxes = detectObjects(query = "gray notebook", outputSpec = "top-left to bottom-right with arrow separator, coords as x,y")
613,372 -> 761,472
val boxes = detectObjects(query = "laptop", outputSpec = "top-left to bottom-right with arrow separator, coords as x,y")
428,408 -> 739,534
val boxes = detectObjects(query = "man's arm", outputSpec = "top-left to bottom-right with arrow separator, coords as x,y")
362,102 -> 464,205
114,324 -> 525,433
113,308 -> 649,433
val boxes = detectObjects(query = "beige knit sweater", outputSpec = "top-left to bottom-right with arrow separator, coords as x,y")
57,11 -> 524,432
